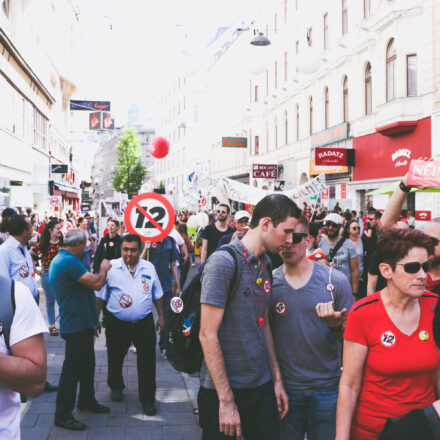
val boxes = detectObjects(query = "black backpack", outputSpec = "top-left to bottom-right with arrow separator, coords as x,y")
165,245 -> 239,374
0,276 -> 16,350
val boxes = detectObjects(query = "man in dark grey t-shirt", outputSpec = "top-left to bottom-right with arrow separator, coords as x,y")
198,194 -> 302,440
270,215 -> 353,440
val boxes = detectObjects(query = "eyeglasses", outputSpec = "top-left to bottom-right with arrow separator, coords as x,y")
217,210 -> 227,214
396,261 -> 431,274
292,232 -> 308,244
368,217 -> 375,222
351,226 -> 360,231
325,222 -> 339,228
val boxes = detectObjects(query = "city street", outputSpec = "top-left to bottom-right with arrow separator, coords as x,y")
19,277 -> 201,440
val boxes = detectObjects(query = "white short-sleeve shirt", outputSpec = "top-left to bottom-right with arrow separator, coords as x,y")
169,229 -> 184,267
96,258 -> 163,321
0,282 -> 47,440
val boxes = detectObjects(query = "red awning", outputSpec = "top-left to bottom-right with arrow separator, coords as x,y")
376,120 -> 418,136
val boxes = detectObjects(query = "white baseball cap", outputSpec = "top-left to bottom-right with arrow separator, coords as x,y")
324,213 -> 343,225
234,210 -> 251,221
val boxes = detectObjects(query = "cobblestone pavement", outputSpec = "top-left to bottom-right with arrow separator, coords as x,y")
20,278 -> 201,440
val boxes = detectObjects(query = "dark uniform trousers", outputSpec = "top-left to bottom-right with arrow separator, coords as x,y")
105,311 -> 156,403
56,328 -> 96,418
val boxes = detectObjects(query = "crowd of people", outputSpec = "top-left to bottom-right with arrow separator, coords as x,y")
1,175 -> 440,440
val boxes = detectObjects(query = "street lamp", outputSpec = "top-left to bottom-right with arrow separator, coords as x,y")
250,32 -> 271,46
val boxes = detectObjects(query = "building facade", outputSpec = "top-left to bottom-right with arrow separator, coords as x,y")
0,0 -> 84,213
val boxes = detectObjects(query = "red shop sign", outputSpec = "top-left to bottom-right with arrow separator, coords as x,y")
415,211 -> 431,221
315,148 -> 348,166
353,117 -> 431,181
321,188 -> 329,200
341,184 -> 347,199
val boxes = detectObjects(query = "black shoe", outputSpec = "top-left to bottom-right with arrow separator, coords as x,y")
142,401 -> 156,416
44,381 -> 58,392
20,394 -> 27,403
110,390 -> 123,402
54,415 -> 87,431
77,400 -> 110,414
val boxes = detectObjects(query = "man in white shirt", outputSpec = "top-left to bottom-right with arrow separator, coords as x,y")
0,276 -> 47,439
96,234 -> 164,416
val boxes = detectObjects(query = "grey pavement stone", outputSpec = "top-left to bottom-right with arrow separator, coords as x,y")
143,411 -> 197,426
48,427 -> 88,440
162,425 -> 202,440
21,427 -> 52,440
86,427 -> 124,439
124,426 -> 164,440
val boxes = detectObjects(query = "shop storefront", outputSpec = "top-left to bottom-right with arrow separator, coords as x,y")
349,117 -> 436,219
49,181 -> 80,212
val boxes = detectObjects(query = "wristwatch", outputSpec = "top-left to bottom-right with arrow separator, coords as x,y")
399,180 -> 413,193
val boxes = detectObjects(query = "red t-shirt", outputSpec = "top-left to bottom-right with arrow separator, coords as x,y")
426,273 -> 440,291
344,291 -> 439,440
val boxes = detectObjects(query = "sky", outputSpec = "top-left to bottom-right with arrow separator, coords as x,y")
74,0 -> 267,125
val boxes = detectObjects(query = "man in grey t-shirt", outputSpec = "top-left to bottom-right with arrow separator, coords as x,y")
198,194 -> 302,440
270,215 -> 353,440
318,213 -> 359,297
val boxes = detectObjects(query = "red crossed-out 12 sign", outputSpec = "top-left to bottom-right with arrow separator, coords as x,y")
124,192 -> 175,243
199,195 -> 207,208
49,196 -> 61,207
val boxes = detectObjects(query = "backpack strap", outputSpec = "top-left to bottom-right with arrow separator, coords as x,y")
218,245 -> 240,299
0,278 -> 16,350
328,237 -> 346,262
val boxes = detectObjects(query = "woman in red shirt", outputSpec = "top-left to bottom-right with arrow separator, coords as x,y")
336,228 -> 440,440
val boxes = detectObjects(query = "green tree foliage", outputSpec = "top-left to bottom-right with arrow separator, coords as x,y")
112,127 -> 147,195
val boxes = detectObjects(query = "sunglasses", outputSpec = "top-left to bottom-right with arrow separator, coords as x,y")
325,222 -> 339,228
351,226 -> 360,230
396,261 -> 431,274
217,210 -> 227,214
368,217 -> 375,221
292,232 -> 308,244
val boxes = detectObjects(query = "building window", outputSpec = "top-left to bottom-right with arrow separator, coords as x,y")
34,108 -> 48,151
266,122 -> 269,151
296,40 -> 299,55
255,85 -> 259,102
342,0 -> 348,35
364,0 -> 371,19
284,0 -> 287,23
365,62 -> 372,115
266,69 -> 269,96
284,110 -> 288,145
274,117 -> 278,149
307,27 -> 312,46
274,61 -> 278,89
386,39 -> 396,101
343,76 -> 349,122
275,13 -> 278,34
407,54 -> 417,97
324,87 -> 329,129
309,97 -> 313,135
255,135 -> 260,155
323,13 -> 328,50
296,104 -> 300,140
284,51 -> 288,81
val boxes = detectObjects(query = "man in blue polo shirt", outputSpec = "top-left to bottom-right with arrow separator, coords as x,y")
96,234 -> 164,415
49,229 -> 111,431
141,235 -> 181,358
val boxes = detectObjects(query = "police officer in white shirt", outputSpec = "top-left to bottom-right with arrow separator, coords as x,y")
0,214 -> 58,393
0,276 -> 48,440
96,234 -> 164,416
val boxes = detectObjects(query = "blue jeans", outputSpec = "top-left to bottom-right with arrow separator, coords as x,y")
40,269 -> 56,325
81,250 -> 91,270
281,384 -> 339,440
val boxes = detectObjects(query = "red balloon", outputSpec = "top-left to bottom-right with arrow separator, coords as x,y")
150,136 -> 170,159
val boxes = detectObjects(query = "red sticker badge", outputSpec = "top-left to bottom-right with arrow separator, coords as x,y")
380,331 -> 396,347
263,279 -> 271,295
119,294 -> 133,309
143,283 -> 151,292
19,265 -> 29,278
275,301 -> 287,315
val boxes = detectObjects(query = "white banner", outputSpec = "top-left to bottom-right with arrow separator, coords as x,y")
185,171 -> 326,206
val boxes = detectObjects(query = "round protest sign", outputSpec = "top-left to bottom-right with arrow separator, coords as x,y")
124,192 -> 175,243
49,196 -> 61,207
198,195 -> 207,208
